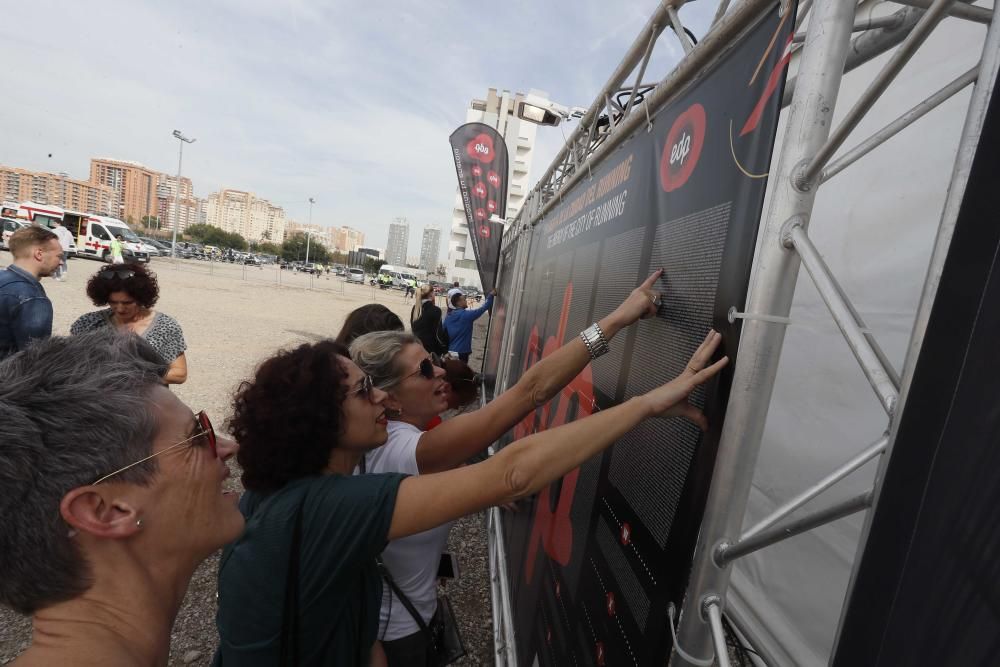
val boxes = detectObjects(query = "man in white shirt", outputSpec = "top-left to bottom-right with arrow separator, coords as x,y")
51,221 -> 75,281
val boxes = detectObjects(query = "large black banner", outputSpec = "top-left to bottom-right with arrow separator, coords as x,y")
449,122 -> 510,289
490,5 -> 794,665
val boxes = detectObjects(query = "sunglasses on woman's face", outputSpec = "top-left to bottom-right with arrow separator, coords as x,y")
405,358 -> 437,381
350,374 -> 377,403
91,411 -> 218,485
98,268 -> 136,280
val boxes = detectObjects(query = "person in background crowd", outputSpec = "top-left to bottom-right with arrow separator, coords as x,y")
215,313 -> 726,665
0,331 -> 243,667
335,303 -> 405,347
445,282 -> 462,313
110,234 -> 124,264
352,271 -> 699,665
0,226 -> 61,360
410,285 -> 447,357
443,290 -> 495,363
70,263 -> 189,384
51,220 -> 74,281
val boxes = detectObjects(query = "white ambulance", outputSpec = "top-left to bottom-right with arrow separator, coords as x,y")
75,215 -> 150,263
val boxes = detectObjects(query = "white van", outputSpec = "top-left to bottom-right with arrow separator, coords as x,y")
75,215 -> 150,263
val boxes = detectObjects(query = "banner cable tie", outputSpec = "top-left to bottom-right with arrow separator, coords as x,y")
727,306 -> 793,326
667,603 -> 715,666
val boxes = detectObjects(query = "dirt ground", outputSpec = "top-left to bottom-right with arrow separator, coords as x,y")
0,253 -> 494,665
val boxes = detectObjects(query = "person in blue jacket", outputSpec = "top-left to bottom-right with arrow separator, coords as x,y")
0,226 -> 62,360
443,289 -> 494,363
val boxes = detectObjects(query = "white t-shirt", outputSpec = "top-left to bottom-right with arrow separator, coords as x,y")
363,420 -> 454,641
53,226 -> 74,252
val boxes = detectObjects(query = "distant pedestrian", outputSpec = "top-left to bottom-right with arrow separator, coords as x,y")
404,278 -> 415,299
52,220 -> 74,281
0,226 -> 61,360
110,235 -> 124,264
446,281 -> 463,313
443,289 -> 494,363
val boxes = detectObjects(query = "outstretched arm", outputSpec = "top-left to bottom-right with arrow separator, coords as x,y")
415,269 -> 664,474
392,330 -> 726,538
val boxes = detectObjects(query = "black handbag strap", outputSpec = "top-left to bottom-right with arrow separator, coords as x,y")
376,557 -> 432,636
279,496 -> 306,666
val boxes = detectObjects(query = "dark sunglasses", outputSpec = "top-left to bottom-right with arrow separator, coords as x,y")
98,268 -> 136,280
351,374 -> 377,403
405,358 -> 437,381
92,411 -> 217,485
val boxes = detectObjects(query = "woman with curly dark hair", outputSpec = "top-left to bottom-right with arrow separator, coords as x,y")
70,262 -> 188,384
335,303 -> 404,347
213,271 -> 729,666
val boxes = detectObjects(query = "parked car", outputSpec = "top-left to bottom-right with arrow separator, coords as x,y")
346,268 -> 365,284
1,218 -> 27,250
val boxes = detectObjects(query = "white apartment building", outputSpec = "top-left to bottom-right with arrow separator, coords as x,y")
445,88 -> 537,289
333,226 -> 365,253
419,225 -> 441,272
156,174 -> 202,232
385,217 -> 409,266
206,189 -> 287,243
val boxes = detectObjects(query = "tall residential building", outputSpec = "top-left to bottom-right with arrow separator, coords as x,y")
205,189 -> 287,243
90,158 -> 160,224
0,165 -> 114,214
445,88 -> 538,288
385,218 -> 409,266
286,221 -> 336,250
419,225 -> 441,272
333,226 -> 365,253
156,174 -> 201,232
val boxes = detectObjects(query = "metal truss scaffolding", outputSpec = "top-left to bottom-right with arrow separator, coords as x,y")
486,0 -> 998,664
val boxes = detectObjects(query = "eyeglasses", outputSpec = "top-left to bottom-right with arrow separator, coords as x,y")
98,268 -> 136,280
91,411 -> 217,485
405,358 -> 437,381
350,374 -> 377,403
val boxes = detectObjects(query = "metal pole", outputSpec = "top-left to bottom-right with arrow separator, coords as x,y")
893,0 -> 993,24
785,223 -> 899,413
716,491 -> 873,565
798,0 -> 957,187
792,14 -> 905,42
741,434 -> 888,540
667,5 -> 696,53
171,141 -> 183,257
671,0 -> 857,661
704,600 -> 732,667
821,65 -> 979,182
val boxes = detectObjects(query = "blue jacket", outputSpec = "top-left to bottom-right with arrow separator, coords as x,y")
0,265 -> 53,360
443,294 -> 494,354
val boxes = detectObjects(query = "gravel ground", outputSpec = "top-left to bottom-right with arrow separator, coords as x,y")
0,254 -> 493,666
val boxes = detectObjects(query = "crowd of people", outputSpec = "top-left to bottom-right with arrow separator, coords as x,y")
0,224 -> 729,666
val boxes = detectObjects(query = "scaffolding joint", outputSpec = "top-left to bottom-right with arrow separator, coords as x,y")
780,215 -> 807,248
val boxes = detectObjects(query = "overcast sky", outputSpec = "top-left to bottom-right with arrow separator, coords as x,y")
3,0 -> 716,257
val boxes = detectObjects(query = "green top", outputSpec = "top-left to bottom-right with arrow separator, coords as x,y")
110,238 -> 123,258
214,472 -> 406,666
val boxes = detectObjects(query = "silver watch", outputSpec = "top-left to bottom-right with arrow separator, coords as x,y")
580,322 -> 610,360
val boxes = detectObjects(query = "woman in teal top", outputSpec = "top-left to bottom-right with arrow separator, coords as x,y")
215,270 -> 728,665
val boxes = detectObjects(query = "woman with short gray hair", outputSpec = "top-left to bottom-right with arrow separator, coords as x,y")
0,331 -> 242,666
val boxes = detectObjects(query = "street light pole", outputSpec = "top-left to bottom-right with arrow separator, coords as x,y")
306,197 -> 315,263
170,130 -> 196,258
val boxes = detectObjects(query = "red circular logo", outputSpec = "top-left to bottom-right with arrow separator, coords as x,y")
606,592 -> 616,616
466,133 -> 495,163
487,200 -> 497,213
473,182 -> 487,198
659,103 -> 706,192
479,225 -> 491,238
620,522 -> 632,546
471,165 -> 482,177
474,208 -> 486,221
487,170 -> 501,187
596,642 -> 606,666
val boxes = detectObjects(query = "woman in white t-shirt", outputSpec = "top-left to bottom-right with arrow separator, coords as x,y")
350,269 -> 704,665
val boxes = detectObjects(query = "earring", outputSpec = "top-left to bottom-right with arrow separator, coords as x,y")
136,518 -> 143,528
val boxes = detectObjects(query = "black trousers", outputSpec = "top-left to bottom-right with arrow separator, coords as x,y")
382,629 -> 427,667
